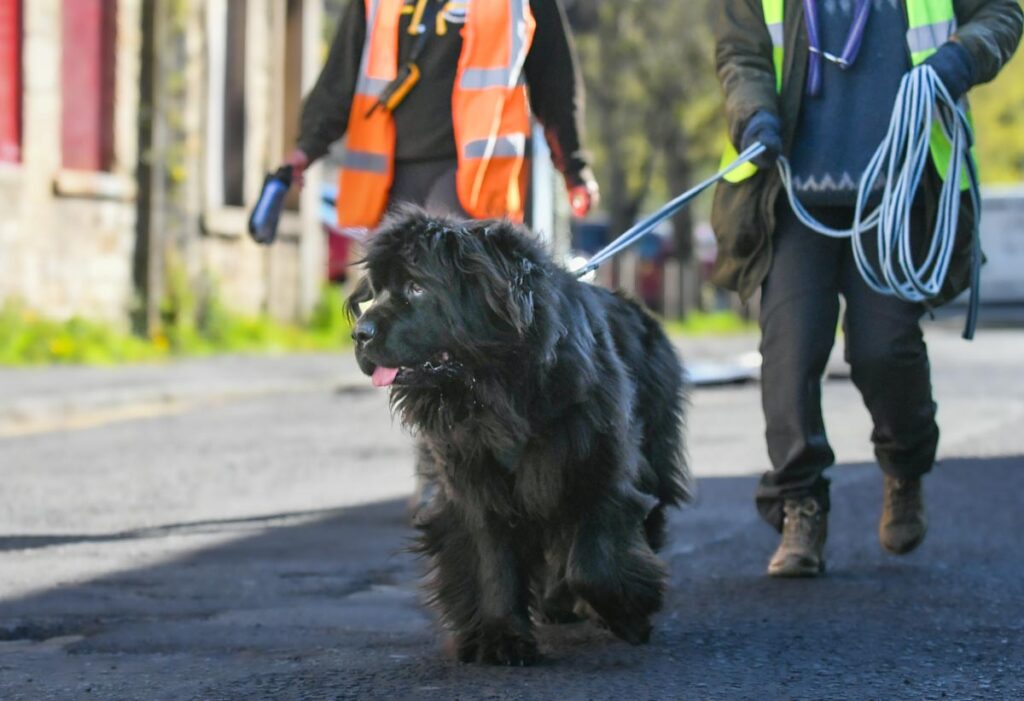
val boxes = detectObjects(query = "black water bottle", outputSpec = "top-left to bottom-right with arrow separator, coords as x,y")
248,165 -> 294,245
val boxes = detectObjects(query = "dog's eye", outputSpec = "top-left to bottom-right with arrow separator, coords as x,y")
406,282 -> 425,299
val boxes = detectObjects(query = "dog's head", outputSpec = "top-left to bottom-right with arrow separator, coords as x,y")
349,208 -> 546,390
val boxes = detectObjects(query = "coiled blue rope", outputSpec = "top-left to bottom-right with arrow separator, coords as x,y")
777,64 -> 982,339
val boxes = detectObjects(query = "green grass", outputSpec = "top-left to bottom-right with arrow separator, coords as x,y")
0,305 -> 165,365
662,310 -> 756,337
0,287 -> 353,367
2,290 -> 753,366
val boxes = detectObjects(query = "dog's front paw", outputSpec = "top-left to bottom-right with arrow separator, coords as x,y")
602,614 -> 652,645
538,600 -> 584,624
538,586 -> 584,624
456,623 -> 539,666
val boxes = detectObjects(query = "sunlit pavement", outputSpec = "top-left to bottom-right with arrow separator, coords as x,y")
1,326 -> 1022,700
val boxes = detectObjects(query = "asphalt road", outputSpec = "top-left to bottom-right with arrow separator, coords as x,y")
1,328 -> 1022,700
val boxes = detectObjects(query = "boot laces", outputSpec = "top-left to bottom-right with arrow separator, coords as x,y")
781,498 -> 821,545
885,477 -> 919,521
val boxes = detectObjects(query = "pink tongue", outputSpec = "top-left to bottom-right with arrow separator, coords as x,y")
371,366 -> 400,388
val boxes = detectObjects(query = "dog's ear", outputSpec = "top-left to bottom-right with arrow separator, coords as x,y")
488,255 -> 535,335
346,275 -> 372,320
471,224 -> 537,337
508,257 -> 535,331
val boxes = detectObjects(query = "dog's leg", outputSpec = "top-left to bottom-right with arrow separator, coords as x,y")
464,519 -> 538,666
565,488 -> 667,645
536,541 -> 583,624
409,439 -> 441,526
419,502 -> 538,665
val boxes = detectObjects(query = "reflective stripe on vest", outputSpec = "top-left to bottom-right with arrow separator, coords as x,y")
720,0 -> 784,183
905,0 -> 956,62
342,149 -> 390,174
464,134 -> 528,160
719,0 -> 973,187
765,0 -> 784,92
903,0 -> 971,189
337,0 -> 535,230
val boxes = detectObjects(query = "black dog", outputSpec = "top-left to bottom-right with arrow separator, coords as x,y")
349,208 -> 690,665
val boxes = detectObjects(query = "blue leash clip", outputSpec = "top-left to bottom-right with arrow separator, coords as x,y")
248,165 -> 294,245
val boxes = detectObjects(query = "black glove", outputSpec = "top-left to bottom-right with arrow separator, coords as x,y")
923,41 -> 975,102
740,111 -> 783,169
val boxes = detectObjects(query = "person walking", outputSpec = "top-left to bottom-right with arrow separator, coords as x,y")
711,0 -> 1022,577
286,0 -> 597,229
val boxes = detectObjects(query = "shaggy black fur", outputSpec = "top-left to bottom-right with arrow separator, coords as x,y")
349,208 -> 691,665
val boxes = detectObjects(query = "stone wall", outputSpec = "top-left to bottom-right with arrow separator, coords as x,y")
0,0 -> 324,326
0,0 -> 139,325
193,0 -> 321,322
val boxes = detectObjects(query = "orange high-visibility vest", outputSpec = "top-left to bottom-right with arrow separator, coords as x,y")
338,0 -> 536,231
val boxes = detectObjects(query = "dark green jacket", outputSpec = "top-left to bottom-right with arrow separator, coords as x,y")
711,0 -> 1024,303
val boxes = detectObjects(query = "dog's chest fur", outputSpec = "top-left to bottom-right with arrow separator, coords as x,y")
426,426 -> 569,525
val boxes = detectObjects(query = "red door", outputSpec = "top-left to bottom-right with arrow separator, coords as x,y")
61,0 -> 116,171
0,0 -> 20,163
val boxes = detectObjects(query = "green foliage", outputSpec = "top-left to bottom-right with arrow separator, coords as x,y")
972,48 -> 1024,184
0,302 -> 166,365
0,285 -> 354,367
159,251 -> 201,352
323,0 -> 349,50
663,311 -> 756,338
308,285 -> 352,336
575,1 -> 722,230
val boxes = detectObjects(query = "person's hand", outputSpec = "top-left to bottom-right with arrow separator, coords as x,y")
740,111 -> 782,170
923,41 -> 975,102
284,148 -> 310,189
567,174 -> 599,218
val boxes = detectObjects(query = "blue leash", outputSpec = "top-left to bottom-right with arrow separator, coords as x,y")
571,142 -> 766,279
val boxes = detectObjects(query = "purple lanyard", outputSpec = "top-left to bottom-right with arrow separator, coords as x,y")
803,0 -> 873,96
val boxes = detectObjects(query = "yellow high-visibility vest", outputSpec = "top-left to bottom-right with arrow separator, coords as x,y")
720,0 -> 973,187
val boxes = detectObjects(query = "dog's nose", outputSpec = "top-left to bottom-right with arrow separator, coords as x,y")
352,318 -> 377,343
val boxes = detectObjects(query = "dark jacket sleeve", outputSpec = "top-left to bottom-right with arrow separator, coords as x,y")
524,0 -> 592,186
953,0 -> 1024,86
296,0 -> 366,163
715,0 -> 779,149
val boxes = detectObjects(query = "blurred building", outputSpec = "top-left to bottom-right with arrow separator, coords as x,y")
0,0 -> 324,327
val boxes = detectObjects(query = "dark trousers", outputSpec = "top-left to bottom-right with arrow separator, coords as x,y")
388,158 -> 469,218
756,201 -> 939,531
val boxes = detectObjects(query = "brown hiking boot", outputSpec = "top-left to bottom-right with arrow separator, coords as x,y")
767,497 -> 827,578
879,475 -> 927,554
